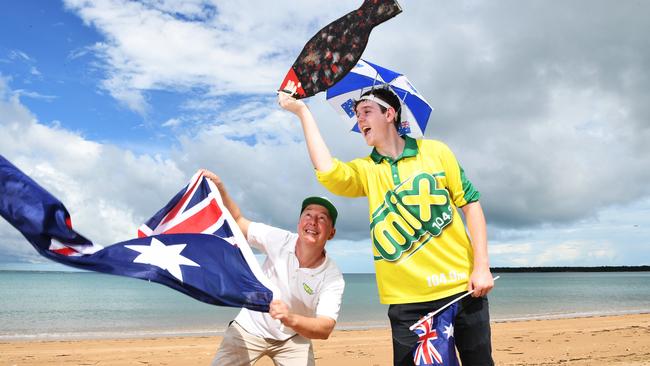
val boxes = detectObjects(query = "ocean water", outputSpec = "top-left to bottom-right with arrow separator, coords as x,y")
1,271 -> 648,340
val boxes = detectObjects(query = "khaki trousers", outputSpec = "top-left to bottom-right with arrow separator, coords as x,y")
211,322 -> 315,366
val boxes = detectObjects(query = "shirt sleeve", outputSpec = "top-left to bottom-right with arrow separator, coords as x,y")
437,142 -> 480,207
315,267 -> 345,321
315,158 -> 368,197
246,222 -> 295,262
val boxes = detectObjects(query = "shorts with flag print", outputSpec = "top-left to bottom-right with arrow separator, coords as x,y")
388,292 -> 493,366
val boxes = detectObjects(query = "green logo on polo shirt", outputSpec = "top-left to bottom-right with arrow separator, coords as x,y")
370,172 -> 453,262
303,283 -> 314,295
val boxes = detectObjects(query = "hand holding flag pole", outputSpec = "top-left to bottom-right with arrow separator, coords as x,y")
409,276 -> 500,332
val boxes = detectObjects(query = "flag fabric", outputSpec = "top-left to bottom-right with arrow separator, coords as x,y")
0,155 -> 273,312
136,170 -> 277,296
279,0 -> 402,99
137,171 -> 233,239
412,303 -> 460,366
341,98 -> 357,118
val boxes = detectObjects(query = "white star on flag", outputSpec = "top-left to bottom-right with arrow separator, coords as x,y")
443,323 -> 454,339
125,237 -> 199,282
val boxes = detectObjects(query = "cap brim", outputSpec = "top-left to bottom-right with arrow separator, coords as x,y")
301,197 -> 338,226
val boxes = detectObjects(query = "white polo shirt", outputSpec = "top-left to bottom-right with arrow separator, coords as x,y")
234,222 -> 345,340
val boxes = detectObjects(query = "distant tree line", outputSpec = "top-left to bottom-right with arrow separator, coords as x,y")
491,265 -> 650,273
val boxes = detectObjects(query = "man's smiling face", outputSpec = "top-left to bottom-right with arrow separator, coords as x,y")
297,204 -> 335,249
355,100 -> 394,147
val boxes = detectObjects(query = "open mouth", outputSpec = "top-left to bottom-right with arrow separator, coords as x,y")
361,126 -> 371,136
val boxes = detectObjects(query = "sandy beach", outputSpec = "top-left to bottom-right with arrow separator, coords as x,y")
1,313 -> 649,365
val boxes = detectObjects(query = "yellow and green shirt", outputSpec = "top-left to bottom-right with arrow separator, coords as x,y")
316,136 -> 480,304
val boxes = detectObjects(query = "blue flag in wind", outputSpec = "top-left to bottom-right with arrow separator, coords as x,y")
0,155 -> 273,312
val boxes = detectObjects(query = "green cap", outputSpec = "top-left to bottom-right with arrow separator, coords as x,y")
301,196 -> 338,227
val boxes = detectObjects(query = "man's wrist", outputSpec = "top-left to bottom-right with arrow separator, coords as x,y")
284,314 -> 298,328
473,260 -> 490,272
296,106 -> 311,119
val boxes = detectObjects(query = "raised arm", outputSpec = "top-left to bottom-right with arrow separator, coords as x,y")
201,169 -> 251,239
278,90 -> 333,172
461,201 -> 494,297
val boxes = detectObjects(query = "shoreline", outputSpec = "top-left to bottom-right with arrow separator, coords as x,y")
2,310 -> 648,342
1,313 -> 649,365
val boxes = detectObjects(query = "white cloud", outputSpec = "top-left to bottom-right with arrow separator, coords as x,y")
535,242 -> 584,265
0,77 -> 185,253
29,66 -> 41,76
488,199 -> 650,268
13,89 -> 56,101
162,117 -> 182,128
9,50 -> 32,62
490,243 -> 533,256
62,0 -> 351,114
326,239 -> 375,274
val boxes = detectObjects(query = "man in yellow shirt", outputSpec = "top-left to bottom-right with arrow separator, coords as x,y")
279,86 -> 495,365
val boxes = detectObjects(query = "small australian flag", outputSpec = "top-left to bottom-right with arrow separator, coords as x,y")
341,98 -> 356,118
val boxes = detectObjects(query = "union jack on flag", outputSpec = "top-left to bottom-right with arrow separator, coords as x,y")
412,303 -> 459,366
138,171 -> 234,240
136,170 -> 277,296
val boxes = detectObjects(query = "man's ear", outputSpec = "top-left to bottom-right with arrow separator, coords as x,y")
328,227 -> 336,240
385,107 -> 396,124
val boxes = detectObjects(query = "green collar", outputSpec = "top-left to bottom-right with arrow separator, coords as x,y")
370,136 -> 419,164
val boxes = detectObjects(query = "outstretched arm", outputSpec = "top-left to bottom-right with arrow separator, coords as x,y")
201,170 -> 251,239
461,201 -> 494,297
269,299 -> 336,340
278,89 -> 334,172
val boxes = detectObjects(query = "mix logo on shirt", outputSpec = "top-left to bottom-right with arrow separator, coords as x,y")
303,282 -> 314,295
370,172 -> 453,262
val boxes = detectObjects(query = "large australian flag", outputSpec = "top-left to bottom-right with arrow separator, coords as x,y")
0,155 -> 273,312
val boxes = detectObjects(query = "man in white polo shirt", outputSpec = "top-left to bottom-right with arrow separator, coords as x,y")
203,170 -> 345,366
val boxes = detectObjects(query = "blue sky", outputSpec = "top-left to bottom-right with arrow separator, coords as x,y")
0,1 -> 127,139
1,0 -> 649,272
